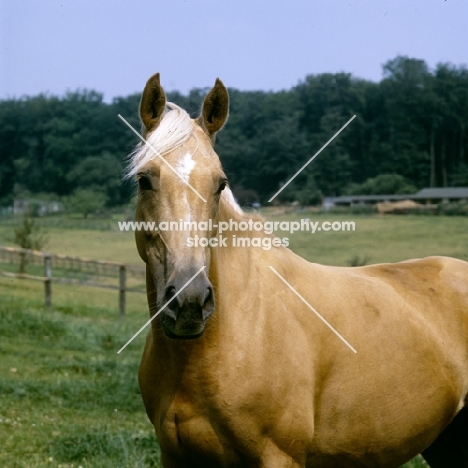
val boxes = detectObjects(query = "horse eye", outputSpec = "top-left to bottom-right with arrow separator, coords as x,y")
138,175 -> 153,191
217,179 -> 228,194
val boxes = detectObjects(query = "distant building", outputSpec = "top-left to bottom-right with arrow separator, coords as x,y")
413,188 -> 468,203
325,187 -> 468,208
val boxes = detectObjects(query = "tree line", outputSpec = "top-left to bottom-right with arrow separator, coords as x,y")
1,55 -> 467,211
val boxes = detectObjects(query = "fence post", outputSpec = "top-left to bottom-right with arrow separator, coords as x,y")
44,255 -> 52,310
119,265 -> 126,319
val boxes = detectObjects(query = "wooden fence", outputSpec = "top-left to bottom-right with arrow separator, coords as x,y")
0,246 -> 146,317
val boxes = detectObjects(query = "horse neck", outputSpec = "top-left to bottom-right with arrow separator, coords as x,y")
149,199 -> 274,361
209,198 -> 267,310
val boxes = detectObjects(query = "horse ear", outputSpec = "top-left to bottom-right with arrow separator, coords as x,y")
140,73 -> 166,132
198,78 -> 229,140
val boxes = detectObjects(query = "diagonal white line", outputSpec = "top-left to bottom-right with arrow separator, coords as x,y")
118,114 -> 207,203
268,115 -> 356,202
117,266 -> 206,354
269,266 -> 357,353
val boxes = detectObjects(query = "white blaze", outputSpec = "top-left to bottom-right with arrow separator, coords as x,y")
177,152 -> 196,185
175,152 -> 196,224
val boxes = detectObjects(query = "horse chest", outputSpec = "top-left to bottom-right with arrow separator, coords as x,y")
138,362 -> 233,462
155,395 -> 249,466
160,406 -> 222,458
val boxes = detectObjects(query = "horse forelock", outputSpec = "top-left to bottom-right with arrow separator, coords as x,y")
125,103 -> 194,178
126,100 -> 247,219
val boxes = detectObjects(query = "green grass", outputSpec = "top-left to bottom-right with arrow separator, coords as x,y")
266,211 -> 468,266
1,211 -> 462,466
0,214 -> 138,265
0,286 -> 160,468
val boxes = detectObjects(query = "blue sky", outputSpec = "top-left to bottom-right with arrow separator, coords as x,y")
1,0 -> 467,102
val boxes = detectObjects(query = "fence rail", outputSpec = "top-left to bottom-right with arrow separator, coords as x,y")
0,246 -> 146,317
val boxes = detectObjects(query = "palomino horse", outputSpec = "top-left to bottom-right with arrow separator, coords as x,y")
130,73 -> 468,467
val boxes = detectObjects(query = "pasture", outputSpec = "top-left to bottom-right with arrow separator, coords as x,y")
1,211 -> 466,467
0,292 -> 158,468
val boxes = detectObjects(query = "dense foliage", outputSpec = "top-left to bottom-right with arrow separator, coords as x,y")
1,56 -> 467,207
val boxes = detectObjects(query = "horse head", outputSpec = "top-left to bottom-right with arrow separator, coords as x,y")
129,73 -> 229,339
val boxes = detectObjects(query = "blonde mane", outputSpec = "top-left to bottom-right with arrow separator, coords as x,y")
125,103 -> 194,178
220,187 -> 244,216
220,187 -> 267,230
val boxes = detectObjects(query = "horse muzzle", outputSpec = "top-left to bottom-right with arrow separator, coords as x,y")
159,270 -> 215,339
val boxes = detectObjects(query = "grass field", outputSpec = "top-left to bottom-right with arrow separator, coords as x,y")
1,210 -> 467,266
2,210 -> 464,467
272,210 -> 467,266
0,280 -> 157,468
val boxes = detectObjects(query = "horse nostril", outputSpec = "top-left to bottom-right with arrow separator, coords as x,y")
201,286 -> 215,321
203,287 -> 213,307
164,285 -> 176,304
